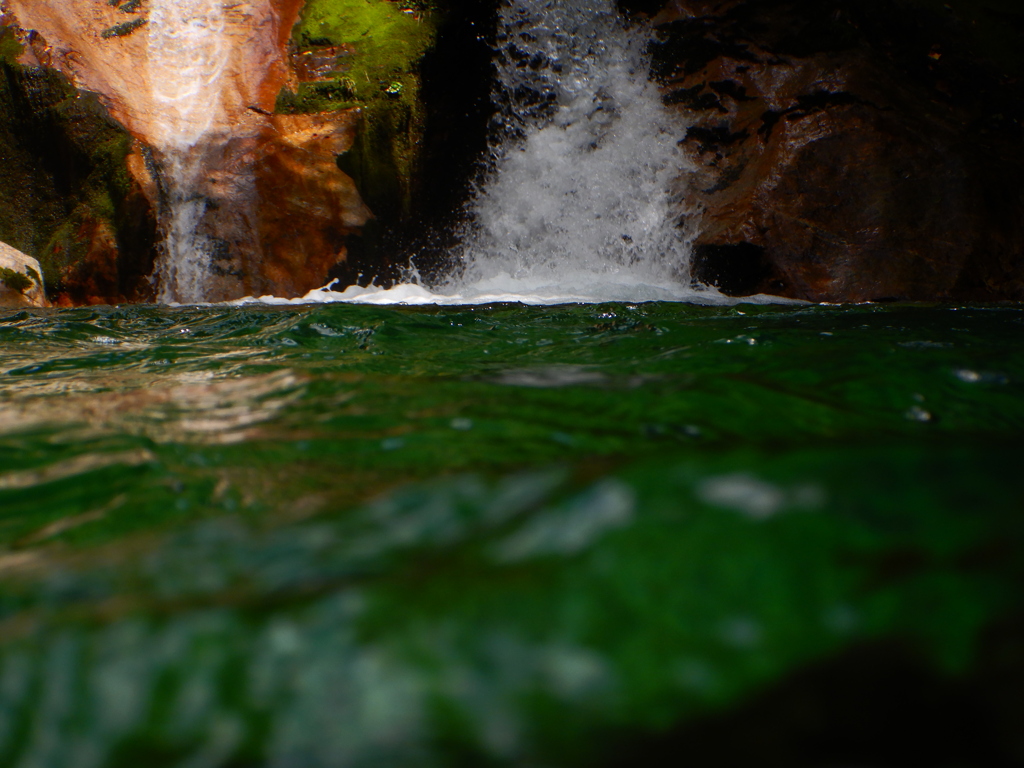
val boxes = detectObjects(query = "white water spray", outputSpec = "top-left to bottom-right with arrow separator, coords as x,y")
449,0 -> 696,299
147,0 -> 230,303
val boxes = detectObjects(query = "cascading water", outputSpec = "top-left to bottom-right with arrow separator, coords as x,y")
447,0 -> 697,300
147,0 -> 229,304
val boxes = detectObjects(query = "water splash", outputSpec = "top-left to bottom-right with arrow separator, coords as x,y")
236,0 -> 704,306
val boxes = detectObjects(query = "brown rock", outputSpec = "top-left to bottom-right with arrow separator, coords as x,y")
3,0 -> 372,303
254,112 -> 372,298
654,0 -> 1024,302
4,0 -> 302,149
162,109 -> 370,302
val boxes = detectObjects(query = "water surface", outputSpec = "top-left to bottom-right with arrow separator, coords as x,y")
0,301 -> 1022,765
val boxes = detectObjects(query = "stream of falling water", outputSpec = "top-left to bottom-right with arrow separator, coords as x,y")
447,0 -> 696,298
147,0 -> 229,304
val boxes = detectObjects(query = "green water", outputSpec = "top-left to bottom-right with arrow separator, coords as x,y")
0,301 -> 1022,766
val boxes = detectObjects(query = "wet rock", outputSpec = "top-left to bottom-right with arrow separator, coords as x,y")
175,110 -> 371,301
3,0 -> 304,151
1,0 -> 381,302
653,0 -> 1024,302
0,241 -> 47,307
0,24 -> 158,305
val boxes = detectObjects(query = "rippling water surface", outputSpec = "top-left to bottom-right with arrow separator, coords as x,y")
0,301 -> 1023,765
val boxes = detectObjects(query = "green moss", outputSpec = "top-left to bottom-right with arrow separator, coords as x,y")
0,267 -> 32,293
284,0 -> 442,219
0,25 -> 23,64
295,0 -> 437,96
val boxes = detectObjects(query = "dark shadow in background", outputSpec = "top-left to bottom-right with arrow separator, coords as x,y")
601,629 -> 1024,768
329,0 -> 499,289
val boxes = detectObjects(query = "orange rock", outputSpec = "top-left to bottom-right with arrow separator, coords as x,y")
4,0 -> 372,302
4,0 -> 301,149
254,111 -> 372,298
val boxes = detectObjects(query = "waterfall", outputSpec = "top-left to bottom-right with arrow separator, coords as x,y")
446,0 -> 696,299
289,0 -> 704,306
147,0 -> 229,304
154,150 -> 219,305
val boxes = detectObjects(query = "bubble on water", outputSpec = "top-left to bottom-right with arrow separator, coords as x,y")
823,604 -> 859,635
954,368 -> 1008,385
493,365 -> 608,387
674,658 -> 718,693
905,405 -> 933,423
268,622 -> 303,656
791,484 -> 826,509
381,438 -> 405,451
540,646 -> 610,700
450,417 -> 474,431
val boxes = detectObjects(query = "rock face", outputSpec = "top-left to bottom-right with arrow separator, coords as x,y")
0,0 -> 382,303
0,18 -> 157,305
5,0 -> 1023,304
4,0 -> 301,150
0,241 -> 47,307
649,0 -> 1024,302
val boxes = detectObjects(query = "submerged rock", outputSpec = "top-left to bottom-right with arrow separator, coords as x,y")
651,0 -> 1024,302
0,241 -> 47,307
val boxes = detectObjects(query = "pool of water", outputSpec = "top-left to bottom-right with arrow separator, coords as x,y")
0,301 -> 1022,765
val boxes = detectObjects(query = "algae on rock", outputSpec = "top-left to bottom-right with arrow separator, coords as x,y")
279,0 -> 441,223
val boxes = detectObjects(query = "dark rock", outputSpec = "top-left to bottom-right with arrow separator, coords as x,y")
654,0 -> 1024,302
0,26 -> 157,305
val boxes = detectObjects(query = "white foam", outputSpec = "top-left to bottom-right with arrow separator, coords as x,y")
226,280 -> 797,307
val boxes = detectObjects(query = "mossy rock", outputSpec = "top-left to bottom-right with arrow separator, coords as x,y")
280,0 -> 442,221
0,24 -> 155,301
